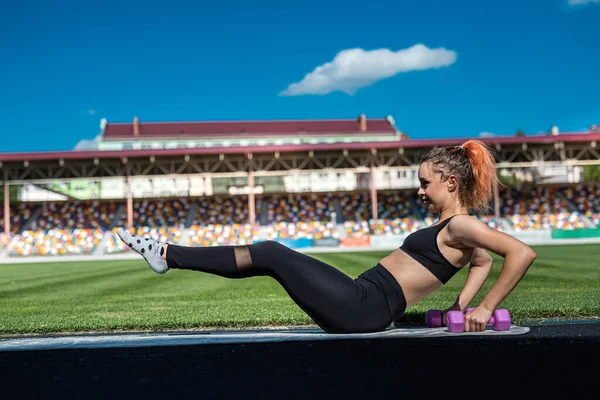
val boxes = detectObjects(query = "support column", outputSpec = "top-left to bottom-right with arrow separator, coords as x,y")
370,160 -> 378,221
122,158 -> 134,230
494,178 -> 500,230
3,182 -> 9,235
126,175 -> 133,229
247,157 -> 256,243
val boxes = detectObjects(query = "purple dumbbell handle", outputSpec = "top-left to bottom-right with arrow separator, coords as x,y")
461,308 -> 511,331
466,308 -> 495,324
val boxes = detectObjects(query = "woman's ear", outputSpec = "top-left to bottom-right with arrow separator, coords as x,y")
447,175 -> 459,192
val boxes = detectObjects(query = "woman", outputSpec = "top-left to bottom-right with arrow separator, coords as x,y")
117,140 -> 537,333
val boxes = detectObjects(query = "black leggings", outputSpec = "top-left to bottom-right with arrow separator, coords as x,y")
166,240 -> 407,334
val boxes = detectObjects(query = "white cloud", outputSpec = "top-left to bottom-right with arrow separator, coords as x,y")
279,44 -> 457,96
74,134 -> 101,151
568,0 -> 600,6
479,132 -> 496,138
86,109 -> 96,115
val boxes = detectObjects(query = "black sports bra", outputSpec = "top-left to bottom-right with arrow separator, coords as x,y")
399,215 -> 462,284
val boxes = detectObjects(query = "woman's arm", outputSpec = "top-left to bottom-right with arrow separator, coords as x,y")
454,248 -> 493,311
448,216 -> 537,322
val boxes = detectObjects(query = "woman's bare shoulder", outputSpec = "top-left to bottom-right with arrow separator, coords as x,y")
446,214 -> 529,257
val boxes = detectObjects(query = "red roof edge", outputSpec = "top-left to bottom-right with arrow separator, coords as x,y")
0,131 -> 599,162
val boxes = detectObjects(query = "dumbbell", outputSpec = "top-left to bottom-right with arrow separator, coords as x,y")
426,308 -> 511,332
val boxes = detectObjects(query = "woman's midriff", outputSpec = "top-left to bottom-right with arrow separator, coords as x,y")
379,249 -> 444,307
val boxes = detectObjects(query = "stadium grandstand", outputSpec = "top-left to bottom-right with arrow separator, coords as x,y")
1,114 -> 599,259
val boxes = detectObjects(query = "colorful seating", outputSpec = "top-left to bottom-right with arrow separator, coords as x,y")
503,186 -> 590,231
0,233 -> 11,250
260,193 -> 336,224
0,182 -> 599,257
370,218 -> 423,235
568,183 -> 600,227
29,200 -> 120,230
188,224 -> 257,246
2,202 -> 41,234
10,229 -> 104,256
266,221 -> 339,240
192,196 -> 249,225
339,192 -> 371,223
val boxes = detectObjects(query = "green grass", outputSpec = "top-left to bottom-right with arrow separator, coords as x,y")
0,244 -> 598,335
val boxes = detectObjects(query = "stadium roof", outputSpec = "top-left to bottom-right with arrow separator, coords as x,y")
1,131 -> 599,183
0,131 -> 598,162
102,115 -> 399,140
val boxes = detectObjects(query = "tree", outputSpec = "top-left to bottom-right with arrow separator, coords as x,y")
497,168 -> 525,186
0,185 -> 20,202
582,165 -> 600,183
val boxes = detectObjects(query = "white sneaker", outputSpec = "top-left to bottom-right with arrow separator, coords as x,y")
116,228 -> 169,274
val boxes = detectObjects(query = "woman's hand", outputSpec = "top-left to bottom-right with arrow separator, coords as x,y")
464,306 -> 493,332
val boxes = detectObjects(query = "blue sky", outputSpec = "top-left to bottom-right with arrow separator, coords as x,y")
1,0 -> 599,153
